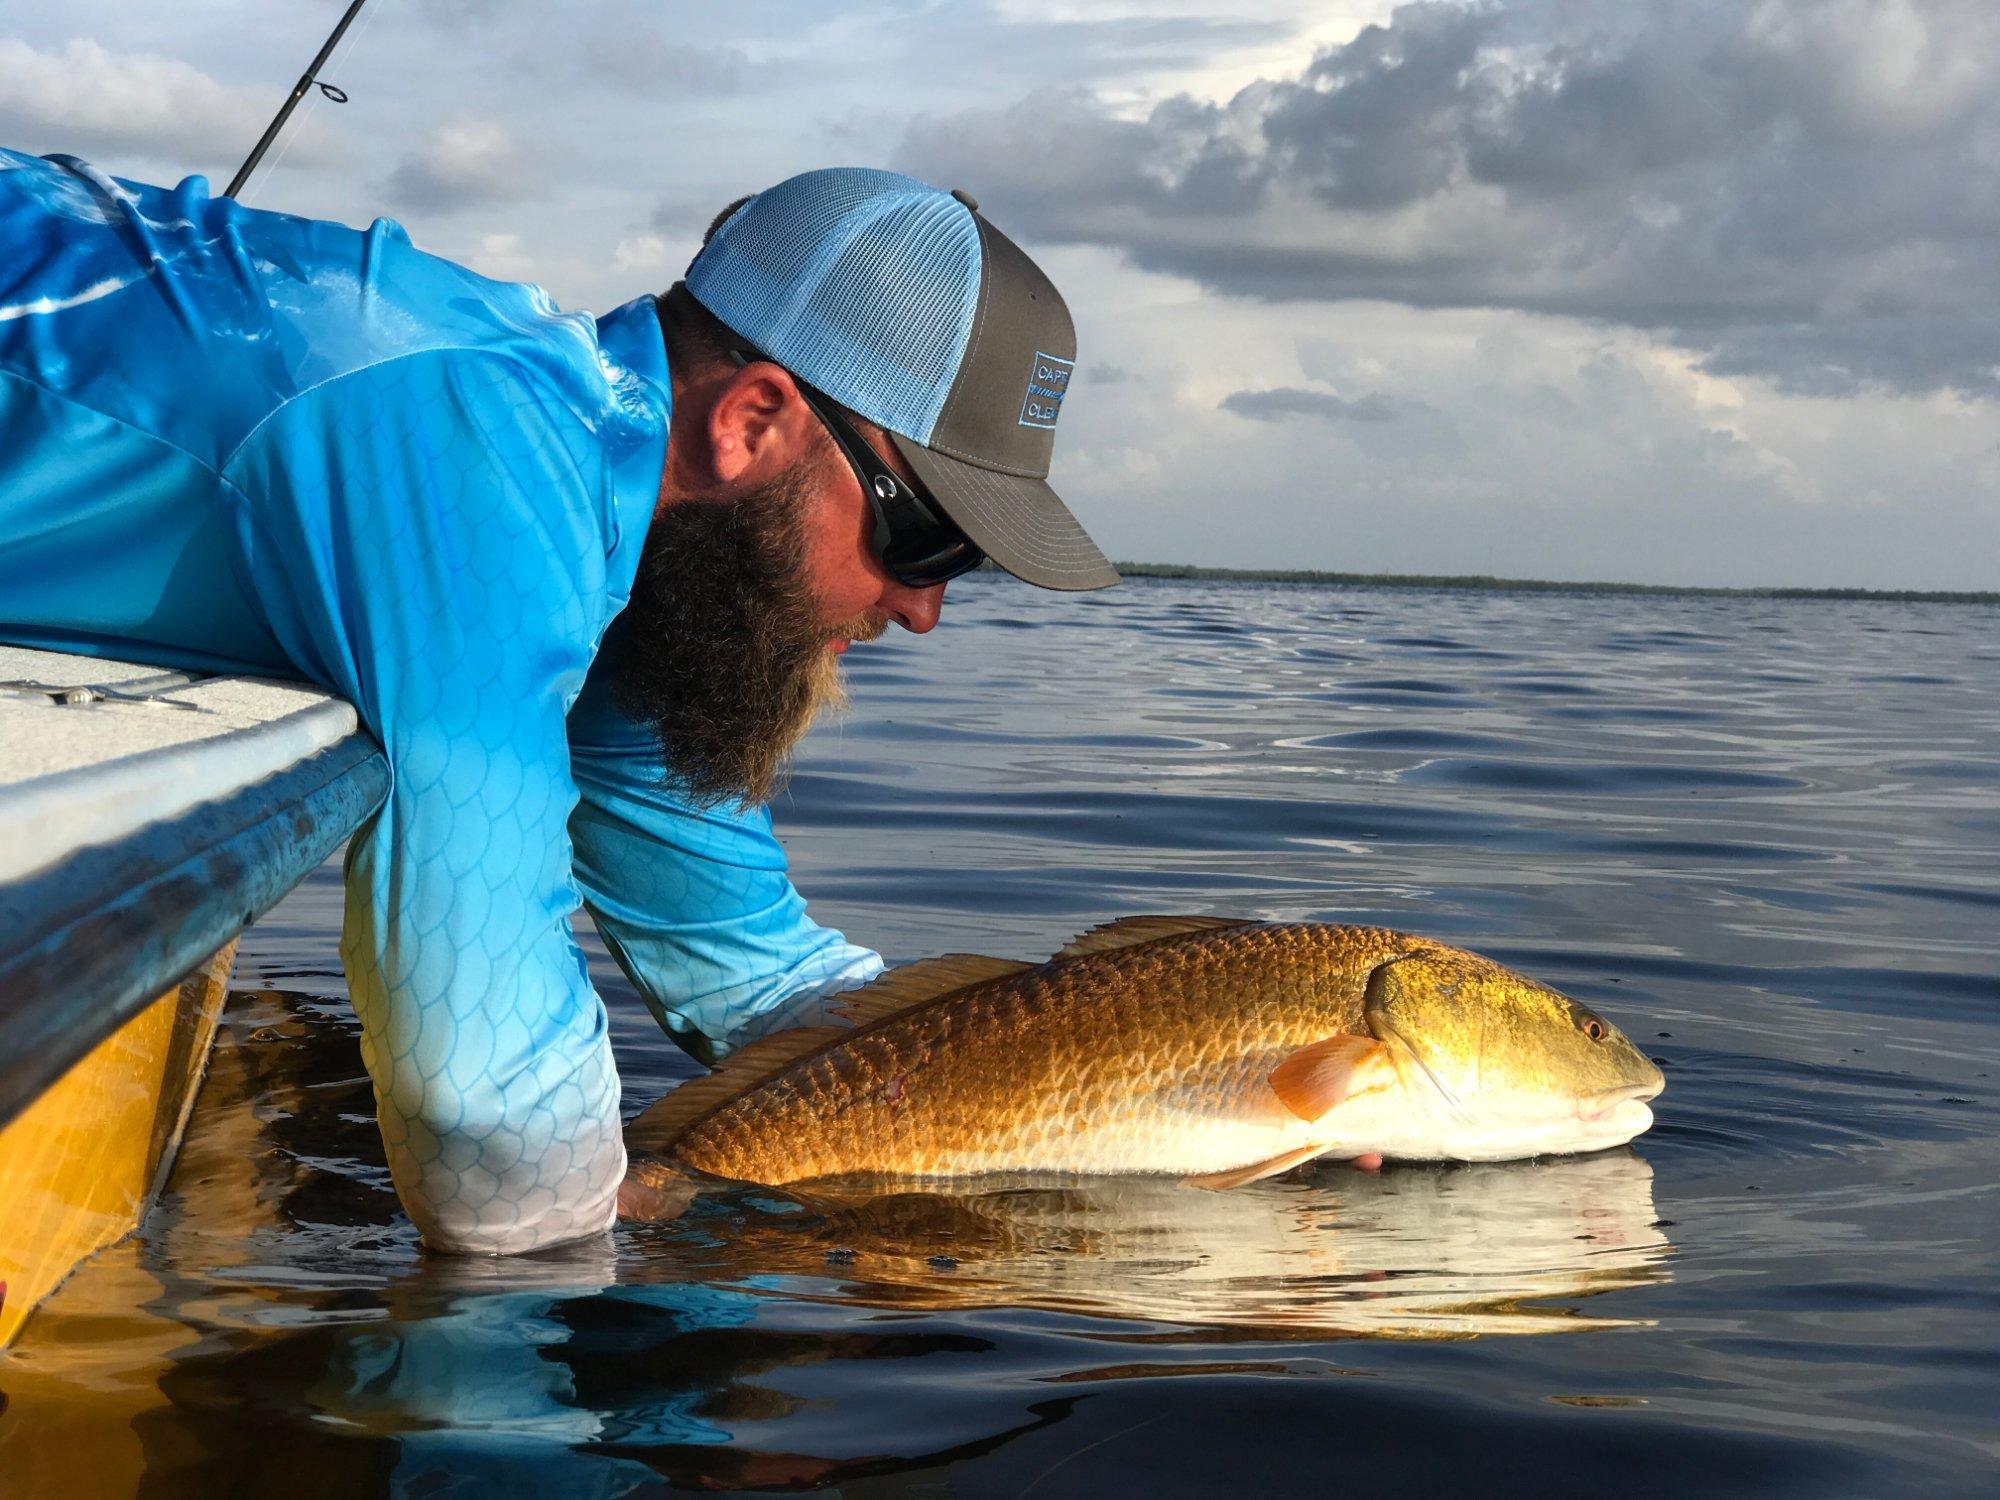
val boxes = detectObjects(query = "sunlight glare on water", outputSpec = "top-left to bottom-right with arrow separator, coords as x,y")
2,575 -> 1995,1495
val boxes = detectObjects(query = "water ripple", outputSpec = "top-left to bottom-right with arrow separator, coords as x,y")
7,575 -> 1993,1494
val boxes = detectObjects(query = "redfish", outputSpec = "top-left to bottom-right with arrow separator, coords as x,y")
627,917 -> 1663,1189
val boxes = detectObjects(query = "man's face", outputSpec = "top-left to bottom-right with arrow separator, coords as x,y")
610,416 -> 945,808
798,418 -> 947,652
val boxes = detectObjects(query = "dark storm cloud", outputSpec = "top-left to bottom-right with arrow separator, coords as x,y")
899,0 -> 2000,397
1222,387 -> 1400,423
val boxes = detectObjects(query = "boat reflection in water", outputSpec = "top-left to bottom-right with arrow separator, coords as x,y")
645,1150 -> 1672,1341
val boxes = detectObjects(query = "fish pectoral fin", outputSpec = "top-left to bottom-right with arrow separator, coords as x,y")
1053,914 -> 1251,961
1184,1143 -> 1328,1190
617,1153 -> 702,1221
828,954 -> 1035,1024
1268,1035 -> 1394,1122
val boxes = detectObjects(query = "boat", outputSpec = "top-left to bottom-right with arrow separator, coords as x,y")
0,644 -> 386,1347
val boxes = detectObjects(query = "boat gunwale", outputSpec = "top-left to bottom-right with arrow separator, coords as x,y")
0,731 -> 387,1129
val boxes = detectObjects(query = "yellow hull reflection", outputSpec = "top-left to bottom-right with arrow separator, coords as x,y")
0,940 -> 237,1349
0,982 -> 298,1496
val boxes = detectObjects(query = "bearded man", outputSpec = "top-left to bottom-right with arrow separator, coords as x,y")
0,156 -> 1117,1254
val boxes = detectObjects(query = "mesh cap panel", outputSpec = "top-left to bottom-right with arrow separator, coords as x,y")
685,168 -> 980,442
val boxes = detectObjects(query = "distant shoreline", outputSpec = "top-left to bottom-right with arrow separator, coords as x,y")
1101,562 -> 1998,606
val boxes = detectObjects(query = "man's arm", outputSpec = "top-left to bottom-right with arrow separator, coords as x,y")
566,669 -> 883,1067
225,350 -> 625,1254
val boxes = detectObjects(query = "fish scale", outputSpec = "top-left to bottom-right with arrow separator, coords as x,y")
629,919 -> 1663,1186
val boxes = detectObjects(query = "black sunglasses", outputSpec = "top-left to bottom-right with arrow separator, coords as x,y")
727,346 -> 985,589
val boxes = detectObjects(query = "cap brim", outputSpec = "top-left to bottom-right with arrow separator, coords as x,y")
887,434 -> 1120,591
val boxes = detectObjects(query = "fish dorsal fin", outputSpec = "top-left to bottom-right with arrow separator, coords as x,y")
627,1026 -> 849,1152
829,954 -> 1034,1025
1268,1035 -> 1394,1122
1054,915 -> 1251,961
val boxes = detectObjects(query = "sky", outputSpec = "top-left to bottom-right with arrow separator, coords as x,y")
2,0 -> 1995,589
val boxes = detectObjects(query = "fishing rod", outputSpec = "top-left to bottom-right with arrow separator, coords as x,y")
225,0 -> 371,200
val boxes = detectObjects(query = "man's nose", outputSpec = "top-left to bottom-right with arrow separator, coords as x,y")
883,580 -> 945,634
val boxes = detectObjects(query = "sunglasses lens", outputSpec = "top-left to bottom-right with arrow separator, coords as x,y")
793,377 -> 985,588
883,530 -> 982,588
859,458 -> 981,586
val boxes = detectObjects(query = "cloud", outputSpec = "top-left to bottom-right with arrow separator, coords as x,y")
611,232 -> 674,276
1222,385 -> 1399,422
571,38 -> 751,97
425,0 -> 755,98
0,37 -> 314,173
897,0 -> 2000,397
1054,268 -> 2000,588
383,114 -> 528,212
651,195 -> 747,237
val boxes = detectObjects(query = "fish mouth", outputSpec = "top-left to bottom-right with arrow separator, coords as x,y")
1580,1081 -> 1663,1124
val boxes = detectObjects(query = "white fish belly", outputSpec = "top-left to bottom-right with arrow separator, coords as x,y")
947,1096 -> 1330,1177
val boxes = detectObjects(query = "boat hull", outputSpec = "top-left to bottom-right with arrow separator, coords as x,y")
0,940 -> 236,1347
0,643 -> 387,1348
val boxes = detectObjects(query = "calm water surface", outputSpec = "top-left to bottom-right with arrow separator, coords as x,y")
4,577 -> 1997,1495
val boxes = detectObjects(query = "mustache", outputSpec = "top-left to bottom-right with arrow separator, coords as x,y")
831,613 -> 889,645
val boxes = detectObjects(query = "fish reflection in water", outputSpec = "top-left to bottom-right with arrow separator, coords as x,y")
139,1152 -> 1668,1491
649,1149 -> 1672,1340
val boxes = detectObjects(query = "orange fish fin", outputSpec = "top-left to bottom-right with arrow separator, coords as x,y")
828,955 -> 1034,1024
1184,1142 -> 1328,1190
1268,1035 -> 1392,1122
626,1026 -> 849,1152
1053,915 -> 1251,961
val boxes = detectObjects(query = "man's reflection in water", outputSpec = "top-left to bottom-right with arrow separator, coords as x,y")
149,1254 -> 1062,1491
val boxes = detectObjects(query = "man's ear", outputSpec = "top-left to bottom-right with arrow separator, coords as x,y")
707,362 -> 814,485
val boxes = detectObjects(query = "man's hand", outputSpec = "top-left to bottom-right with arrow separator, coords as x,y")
617,1151 -> 701,1221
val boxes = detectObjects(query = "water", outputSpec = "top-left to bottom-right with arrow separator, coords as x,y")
4,576 -> 1996,1495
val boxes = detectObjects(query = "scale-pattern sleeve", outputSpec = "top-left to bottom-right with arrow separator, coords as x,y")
223,349 -> 624,1254
566,674 -> 885,1067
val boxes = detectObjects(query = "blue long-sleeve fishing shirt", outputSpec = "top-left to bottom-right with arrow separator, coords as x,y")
0,150 -> 882,1253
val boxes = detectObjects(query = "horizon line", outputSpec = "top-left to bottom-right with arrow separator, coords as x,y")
1087,562 -> 1997,606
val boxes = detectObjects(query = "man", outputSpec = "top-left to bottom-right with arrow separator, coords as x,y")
0,155 -> 1117,1254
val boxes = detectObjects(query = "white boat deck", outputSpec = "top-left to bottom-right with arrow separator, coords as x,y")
0,647 -> 361,883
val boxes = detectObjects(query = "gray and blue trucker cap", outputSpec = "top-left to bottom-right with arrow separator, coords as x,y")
684,167 -> 1119,591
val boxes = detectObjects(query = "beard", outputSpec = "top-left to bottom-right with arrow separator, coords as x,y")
607,456 -> 877,809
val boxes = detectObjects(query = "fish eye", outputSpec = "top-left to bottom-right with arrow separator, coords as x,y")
1576,1012 -> 1607,1042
